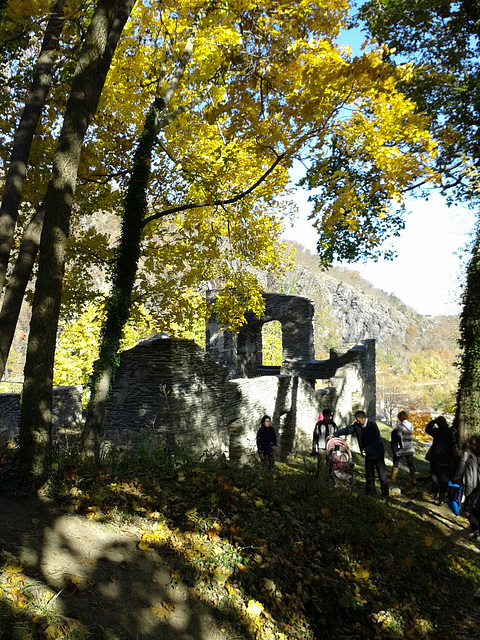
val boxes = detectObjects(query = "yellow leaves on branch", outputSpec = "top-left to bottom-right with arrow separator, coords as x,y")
53,303 -> 161,389
36,0 -> 438,341
5,0 -> 51,21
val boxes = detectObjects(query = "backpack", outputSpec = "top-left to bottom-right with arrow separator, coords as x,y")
390,429 -> 403,455
447,482 -> 462,516
467,488 -> 480,519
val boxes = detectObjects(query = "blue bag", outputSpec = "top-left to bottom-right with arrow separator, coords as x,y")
447,481 -> 462,516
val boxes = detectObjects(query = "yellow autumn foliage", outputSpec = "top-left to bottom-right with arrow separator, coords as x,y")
1,0 -> 437,345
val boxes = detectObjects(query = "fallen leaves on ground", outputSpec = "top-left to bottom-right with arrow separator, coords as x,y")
1,447 -> 479,640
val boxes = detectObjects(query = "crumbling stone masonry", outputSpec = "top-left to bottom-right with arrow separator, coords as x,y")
102,291 -> 375,460
206,291 -> 315,378
0,386 -> 83,444
0,292 -> 376,461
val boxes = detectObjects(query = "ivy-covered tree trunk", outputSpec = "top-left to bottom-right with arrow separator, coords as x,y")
83,7 -> 207,459
18,0 -> 136,486
0,0 -> 66,298
83,102 -> 162,459
455,229 -> 480,441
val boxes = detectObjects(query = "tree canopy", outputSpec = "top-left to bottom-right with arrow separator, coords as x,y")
0,0 -> 439,478
1,0 -> 437,332
359,0 -> 480,437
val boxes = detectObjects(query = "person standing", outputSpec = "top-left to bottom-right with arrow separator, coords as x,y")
312,409 -> 337,455
329,410 -> 389,499
256,415 -> 278,468
463,436 -> 480,539
425,416 -> 455,506
390,410 -> 416,484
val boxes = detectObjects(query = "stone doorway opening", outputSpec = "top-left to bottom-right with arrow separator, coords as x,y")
261,320 -> 282,367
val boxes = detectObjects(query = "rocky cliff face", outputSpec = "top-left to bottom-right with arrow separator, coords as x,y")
320,277 -> 421,348
266,244 -> 437,353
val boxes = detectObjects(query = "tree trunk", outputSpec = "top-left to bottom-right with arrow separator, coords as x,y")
455,229 -> 480,441
82,7 -> 208,458
83,100 -> 161,459
0,205 -> 44,379
0,0 -> 66,297
18,0 -> 136,485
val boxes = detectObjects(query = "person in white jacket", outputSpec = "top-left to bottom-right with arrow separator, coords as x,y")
390,410 -> 416,484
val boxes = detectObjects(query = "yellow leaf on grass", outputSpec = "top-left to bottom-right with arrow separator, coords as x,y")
138,540 -> 153,552
236,562 -> 248,573
152,602 -> 175,619
247,599 -> 263,616
5,564 -> 22,574
44,624 -> 57,638
11,588 -> 27,606
70,575 -> 82,587
213,566 -> 233,584
354,564 -> 370,580
423,535 -> 433,547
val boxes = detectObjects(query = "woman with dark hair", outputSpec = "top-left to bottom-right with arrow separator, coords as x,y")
390,410 -> 416,484
256,415 -> 278,467
425,416 -> 456,506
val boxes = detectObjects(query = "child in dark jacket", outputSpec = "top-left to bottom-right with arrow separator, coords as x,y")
256,415 -> 278,468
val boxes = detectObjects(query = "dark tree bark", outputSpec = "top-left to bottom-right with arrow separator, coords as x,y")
82,7 -> 208,459
83,101 -> 161,458
0,0 -> 66,297
0,205 -> 44,379
19,0 -> 136,485
455,230 -> 480,440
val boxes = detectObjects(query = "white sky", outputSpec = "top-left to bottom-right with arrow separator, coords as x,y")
282,189 -> 477,317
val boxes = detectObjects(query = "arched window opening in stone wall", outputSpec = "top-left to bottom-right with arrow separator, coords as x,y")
262,320 -> 282,366
315,378 -> 331,392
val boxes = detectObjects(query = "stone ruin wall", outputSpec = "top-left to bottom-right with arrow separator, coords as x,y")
0,386 -> 83,444
0,292 -> 376,460
101,335 -> 375,460
206,291 -> 315,379
102,336 -> 325,460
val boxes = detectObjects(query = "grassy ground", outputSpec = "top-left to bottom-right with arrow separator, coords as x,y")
0,425 -> 478,640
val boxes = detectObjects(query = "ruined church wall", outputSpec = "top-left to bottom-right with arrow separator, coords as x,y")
103,337 -> 323,458
103,337 -> 238,455
0,386 -> 83,444
228,375 -> 322,461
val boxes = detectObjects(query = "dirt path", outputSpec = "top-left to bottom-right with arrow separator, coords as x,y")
390,489 -> 480,552
0,483 -> 478,640
0,495 -> 227,640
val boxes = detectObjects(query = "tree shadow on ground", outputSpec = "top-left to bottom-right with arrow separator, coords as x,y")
1,453 -> 480,640
0,492 -> 256,640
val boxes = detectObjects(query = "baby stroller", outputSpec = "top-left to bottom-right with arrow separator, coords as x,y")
326,437 -> 354,488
